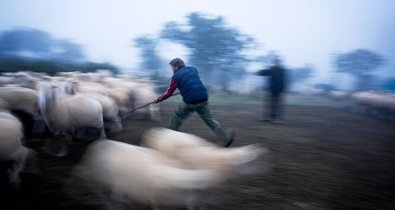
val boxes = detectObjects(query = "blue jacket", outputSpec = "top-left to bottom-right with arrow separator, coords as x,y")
157,66 -> 208,104
173,66 -> 208,104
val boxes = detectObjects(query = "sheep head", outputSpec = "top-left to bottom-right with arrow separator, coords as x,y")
37,82 -> 60,112
64,79 -> 78,95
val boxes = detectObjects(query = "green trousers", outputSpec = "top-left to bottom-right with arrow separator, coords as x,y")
169,101 -> 231,142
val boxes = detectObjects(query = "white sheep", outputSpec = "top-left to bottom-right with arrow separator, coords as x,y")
10,73 -> 38,90
351,91 -> 395,121
38,82 -> 106,157
0,111 -> 29,188
329,90 -> 349,100
76,81 -> 110,96
142,127 -> 264,174
61,80 -> 122,133
108,87 -> 135,115
0,86 -> 39,117
132,82 -> 161,121
105,78 -> 161,120
297,86 -> 325,96
75,139 -> 224,210
77,92 -> 122,133
0,76 -> 14,87
95,69 -> 113,80
0,87 -> 40,137
76,128 -> 265,210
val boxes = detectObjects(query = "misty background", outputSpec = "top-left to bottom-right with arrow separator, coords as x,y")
1,0 -> 394,92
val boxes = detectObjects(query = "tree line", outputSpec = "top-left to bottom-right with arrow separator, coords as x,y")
0,13 -> 390,91
134,12 -> 389,92
0,28 -> 119,75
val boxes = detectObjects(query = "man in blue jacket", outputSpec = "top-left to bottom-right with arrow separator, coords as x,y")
154,58 -> 235,147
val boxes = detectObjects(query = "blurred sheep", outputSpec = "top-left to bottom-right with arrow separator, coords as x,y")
63,80 -> 122,133
76,92 -> 122,133
352,91 -> 395,121
329,90 -> 349,100
38,82 -> 106,157
76,140 -> 225,210
142,127 -> 265,174
0,110 -> 37,190
0,87 -> 39,117
132,82 -> 161,121
0,86 -> 39,137
75,128 -> 265,210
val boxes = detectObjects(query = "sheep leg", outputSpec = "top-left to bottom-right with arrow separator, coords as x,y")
7,160 -> 24,189
42,128 -> 60,156
42,132 -> 72,157
111,117 -> 123,133
99,128 -> 107,139
74,127 -> 106,141
149,104 -> 161,122
56,134 -> 72,157
105,117 -> 123,134
21,149 -> 40,175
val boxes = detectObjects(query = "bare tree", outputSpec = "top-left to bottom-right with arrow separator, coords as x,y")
333,49 -> 385,91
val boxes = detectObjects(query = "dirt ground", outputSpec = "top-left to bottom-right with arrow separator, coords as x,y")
4,94 -> 395,210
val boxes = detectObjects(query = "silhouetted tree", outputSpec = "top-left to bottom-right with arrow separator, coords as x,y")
333,49 -> 384,91
289,65 -> 313,88
0,28 -> 118,75
256,51 -> 280,67
0,28 -> 85,62
0,57 -> 119,75
133,36 -> 163,80
382,78 -> 395,91
161,12 -> 255,91
53,39 -> 85,62
0,28 -> 52,57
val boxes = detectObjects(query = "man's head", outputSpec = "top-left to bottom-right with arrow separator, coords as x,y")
169,58 -> 185,71
273,58 -> 281,66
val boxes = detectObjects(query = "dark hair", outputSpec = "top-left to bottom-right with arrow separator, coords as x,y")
273,58 -> 282,65
169,58 -> 185,69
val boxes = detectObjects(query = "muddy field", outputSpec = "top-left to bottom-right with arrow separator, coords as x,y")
4,95 -> 395,210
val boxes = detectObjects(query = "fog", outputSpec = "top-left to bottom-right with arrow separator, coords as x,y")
1,0 -> 394,91
1,2 -> 395,209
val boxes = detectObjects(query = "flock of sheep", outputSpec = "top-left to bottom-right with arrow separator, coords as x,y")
350,91 -> 395,122
298,87 -> 395,122
0,70 -> 265,210
77,128 -> 264,209
0,70 -> 162,152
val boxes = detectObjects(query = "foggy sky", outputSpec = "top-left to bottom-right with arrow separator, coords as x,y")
1,0 -> 394,83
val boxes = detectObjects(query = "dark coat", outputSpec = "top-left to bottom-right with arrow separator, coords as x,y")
172,66 -> 208,104
256,65 -> 286,94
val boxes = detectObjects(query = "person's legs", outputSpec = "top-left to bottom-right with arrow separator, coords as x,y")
271,92 -> 285,124
277,93 -> 284,120
196,102 -> 233,145
271,92 -> 279,120
169,102 -> 194,130
261,91 -> 272,121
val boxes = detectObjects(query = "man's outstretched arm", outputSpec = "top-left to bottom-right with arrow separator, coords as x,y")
255,69 -> 273,76
154,79 -> 178,103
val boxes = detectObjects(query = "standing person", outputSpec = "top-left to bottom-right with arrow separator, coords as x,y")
255,58 -> 287,124
154,58 -> 235,147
